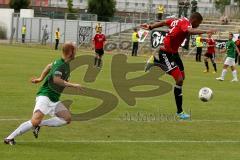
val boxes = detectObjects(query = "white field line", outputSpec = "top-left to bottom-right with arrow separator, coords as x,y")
1,118 -> 240,123
16,140 -> 240,143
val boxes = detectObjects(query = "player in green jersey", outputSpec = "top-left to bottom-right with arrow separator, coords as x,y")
4,41 -> 83,145
216,33 -> 240,82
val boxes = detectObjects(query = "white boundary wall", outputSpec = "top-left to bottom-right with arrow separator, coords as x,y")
0,9 -> 14,39
20,9 -> 34,18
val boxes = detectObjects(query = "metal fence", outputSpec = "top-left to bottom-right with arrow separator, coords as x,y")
11,13 -> 136,46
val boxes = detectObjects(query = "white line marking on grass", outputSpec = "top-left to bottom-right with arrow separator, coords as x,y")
17,140 -> 240,143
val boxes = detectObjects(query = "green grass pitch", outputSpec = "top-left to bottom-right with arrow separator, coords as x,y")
0,45 -> 240,160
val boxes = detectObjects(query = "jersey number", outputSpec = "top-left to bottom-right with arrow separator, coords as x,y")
169,20 -> 179,34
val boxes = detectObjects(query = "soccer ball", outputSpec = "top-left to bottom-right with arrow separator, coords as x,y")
198,87 -> 213,102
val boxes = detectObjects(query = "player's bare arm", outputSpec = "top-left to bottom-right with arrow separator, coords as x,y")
236,46 -> 240,55
31,63 -> 52,84
53,75 -> 83,90
103,40 -> 106,47
92,39 -> 95,50
187,28 -> 217,35
140,21 -> 167,30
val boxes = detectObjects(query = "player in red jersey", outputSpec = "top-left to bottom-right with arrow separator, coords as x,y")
235,36 -> 240,65
203,33 -> 217,73
92,26 -> 106,68
142,12 -> 216,119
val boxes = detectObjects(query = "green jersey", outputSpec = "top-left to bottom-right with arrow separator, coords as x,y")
226,40 -> 236,58
37,58 -> 70,102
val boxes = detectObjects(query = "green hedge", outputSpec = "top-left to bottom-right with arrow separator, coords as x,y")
0,26 -> 7,39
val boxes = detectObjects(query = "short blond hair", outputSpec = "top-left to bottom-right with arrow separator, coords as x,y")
62,41 -> 76,55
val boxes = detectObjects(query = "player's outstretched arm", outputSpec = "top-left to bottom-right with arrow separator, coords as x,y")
53,76 -> 83,90
31,63 -> 52,84
140,21 -> 167,30
188,28 -> 217,35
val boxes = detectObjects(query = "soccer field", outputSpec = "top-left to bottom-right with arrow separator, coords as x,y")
1,45 -> 240,160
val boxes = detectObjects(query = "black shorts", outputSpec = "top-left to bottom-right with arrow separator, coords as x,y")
95,49 -> 104,56
154,50 -> 184,73
204,53 -> 215,59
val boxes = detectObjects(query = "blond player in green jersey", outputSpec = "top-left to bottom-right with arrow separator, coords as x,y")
4,41 -> 83,145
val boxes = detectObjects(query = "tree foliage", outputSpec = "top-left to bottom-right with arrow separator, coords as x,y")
237,0 -> 240,6
67,0 -> 74,13
215,0 -> 230,13
88,0 -> 116,21
9,0 -> 30,12
66,0 -> 77,19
